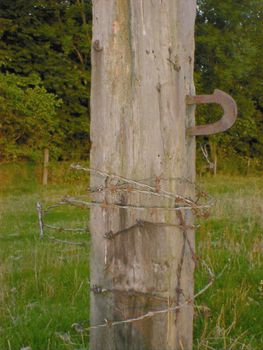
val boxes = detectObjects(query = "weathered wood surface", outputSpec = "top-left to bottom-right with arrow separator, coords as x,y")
90,1 -> 196,349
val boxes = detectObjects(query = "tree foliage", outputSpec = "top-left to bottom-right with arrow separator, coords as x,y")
0,0 -> 92,161
196,0 -> 263,171
0,72 -> 61,160
0,0 -> 262,172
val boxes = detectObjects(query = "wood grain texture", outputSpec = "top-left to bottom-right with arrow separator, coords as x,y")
90,1 -> 196,349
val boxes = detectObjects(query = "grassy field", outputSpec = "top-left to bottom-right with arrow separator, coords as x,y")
0,163 -> 262,350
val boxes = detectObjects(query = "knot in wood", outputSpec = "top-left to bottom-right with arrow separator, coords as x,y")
93,40 -> 103,52
104,318 -> 113,328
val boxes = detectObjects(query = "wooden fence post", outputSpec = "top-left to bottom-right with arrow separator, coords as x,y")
90,1 -> 196,349
42,148 -> 49,186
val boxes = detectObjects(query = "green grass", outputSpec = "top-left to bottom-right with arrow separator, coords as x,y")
0,163 -> 262,349
0,163 -> 90,350
194,175 -> 263,349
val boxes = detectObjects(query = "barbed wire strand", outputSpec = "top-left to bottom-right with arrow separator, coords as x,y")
44,235 -> 88,247
70,164 -> 199,208
36,201 -> 89,247
104,219 -> 197,240
43,223 -> 88,233
60,196 -> 211,212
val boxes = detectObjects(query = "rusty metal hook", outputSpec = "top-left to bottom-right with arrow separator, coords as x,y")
186,89 -> 237,136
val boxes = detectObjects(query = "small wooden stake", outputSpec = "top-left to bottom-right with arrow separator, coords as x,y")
42,148 -> 49,186
36,202 -> 44,238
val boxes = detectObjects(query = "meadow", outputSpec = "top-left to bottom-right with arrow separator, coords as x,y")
0,163 -> 262,350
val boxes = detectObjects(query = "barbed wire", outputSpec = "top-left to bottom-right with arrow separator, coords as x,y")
37,164 -> 221,336
81,262 -> 229,332
44,234 -> 88,246
74,164 -> 215,211
43,223 -> 88,233
104,219 -> 198,240
71,164 -> 208,207
59,196 -> 211,212
37,165 -> 212,242
36,201 -> 89,246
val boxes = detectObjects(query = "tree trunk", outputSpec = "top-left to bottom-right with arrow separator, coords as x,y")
90,1 -> 196,349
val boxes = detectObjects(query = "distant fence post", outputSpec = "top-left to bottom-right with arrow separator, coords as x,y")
36,202 -> 44,238
42,148 -> 49,186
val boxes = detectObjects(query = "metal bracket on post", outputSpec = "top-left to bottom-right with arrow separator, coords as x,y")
186,89 -> 237,136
